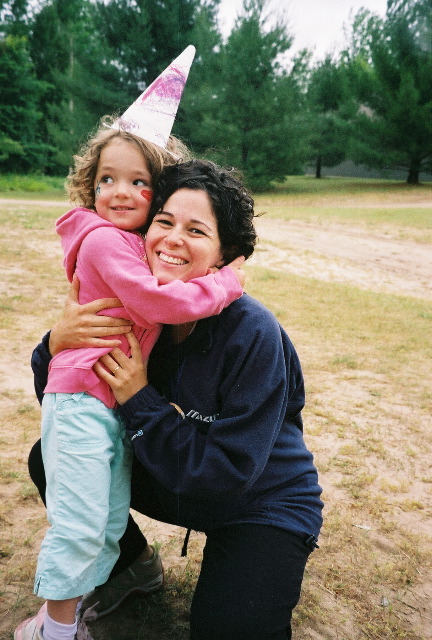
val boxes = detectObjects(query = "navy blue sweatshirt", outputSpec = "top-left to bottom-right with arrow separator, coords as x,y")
32,294 -> 323,539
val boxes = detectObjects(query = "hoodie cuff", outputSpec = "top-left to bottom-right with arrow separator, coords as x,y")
118,384 -> 162,424
40,331 -> 53,358
214,266 -> 243,304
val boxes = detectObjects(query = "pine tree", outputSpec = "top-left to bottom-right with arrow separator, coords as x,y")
346,2 -> 432,184
306,56 -> 355,178
189,0 -> 308,190
0,34 -> 49,171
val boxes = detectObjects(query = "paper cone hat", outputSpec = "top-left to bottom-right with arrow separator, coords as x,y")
111,45 -> 196,148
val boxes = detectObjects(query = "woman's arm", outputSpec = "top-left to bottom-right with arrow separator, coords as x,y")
95,315 -> 305,499
32,276 -> 133,402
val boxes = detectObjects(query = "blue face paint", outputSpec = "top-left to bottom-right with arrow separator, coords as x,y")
95,182 -> 101,199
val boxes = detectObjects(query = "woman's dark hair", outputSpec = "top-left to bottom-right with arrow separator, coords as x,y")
145,159 -> 257,264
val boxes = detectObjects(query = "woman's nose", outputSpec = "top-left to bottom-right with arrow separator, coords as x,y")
165,227 -> 184,246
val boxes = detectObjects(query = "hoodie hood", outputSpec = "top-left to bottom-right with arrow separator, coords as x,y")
56,207 -> 115,282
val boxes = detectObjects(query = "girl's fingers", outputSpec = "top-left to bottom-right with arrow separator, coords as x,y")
69,275 -> 80,303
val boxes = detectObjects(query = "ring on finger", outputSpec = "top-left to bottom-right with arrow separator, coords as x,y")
112,365 -> 120,374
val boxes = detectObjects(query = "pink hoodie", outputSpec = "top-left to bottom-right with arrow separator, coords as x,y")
45,207 -> 242,408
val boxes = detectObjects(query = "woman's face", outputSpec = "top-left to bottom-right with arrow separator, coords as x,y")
145,188 -> 224,285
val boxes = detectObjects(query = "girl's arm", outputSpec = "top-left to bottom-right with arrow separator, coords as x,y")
80,227 -> 244,326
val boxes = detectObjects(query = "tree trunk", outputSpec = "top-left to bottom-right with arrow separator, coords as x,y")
315,155 -> 322,179
69,34 -> 74,136
407,158 -> 420,185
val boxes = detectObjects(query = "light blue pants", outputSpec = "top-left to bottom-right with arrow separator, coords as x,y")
34,392 -> 132,600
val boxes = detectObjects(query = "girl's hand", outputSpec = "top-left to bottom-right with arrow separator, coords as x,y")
94,331 -> 148,405
225,255 -> 246,288
49,275 -> 133,356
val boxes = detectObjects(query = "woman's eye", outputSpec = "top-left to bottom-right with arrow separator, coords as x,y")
190,228 -> 206,235
101,176 -> 113,184
155,217 -> 172,227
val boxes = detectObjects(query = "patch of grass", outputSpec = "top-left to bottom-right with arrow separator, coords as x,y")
256,204 -> 432,232
1,185 -> 431,640
0,205 -> 63,230
0,173 -> 66,196
254,175 -> 432,238
246,267 -> 431,392
272,174 -> 432,197
245,257 -> 431,638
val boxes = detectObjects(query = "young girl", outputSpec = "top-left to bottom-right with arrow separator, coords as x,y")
15,126 -> 245,640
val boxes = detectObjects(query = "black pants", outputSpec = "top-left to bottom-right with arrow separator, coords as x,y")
29,440 -> 312,639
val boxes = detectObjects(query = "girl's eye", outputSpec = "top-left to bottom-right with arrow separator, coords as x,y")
101,176 -> 113,184
134,179 -> 150,187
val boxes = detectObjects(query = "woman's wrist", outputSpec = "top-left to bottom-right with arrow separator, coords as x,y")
118,384 -> 159,421
48,323 -> 64,356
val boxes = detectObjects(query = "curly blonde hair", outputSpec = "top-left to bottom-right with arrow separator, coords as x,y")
67,119 -> 191,209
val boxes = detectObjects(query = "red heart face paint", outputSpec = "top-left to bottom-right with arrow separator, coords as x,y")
141,189 -> 153,203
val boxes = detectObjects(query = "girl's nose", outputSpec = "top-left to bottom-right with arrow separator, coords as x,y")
114,180 -> 130,197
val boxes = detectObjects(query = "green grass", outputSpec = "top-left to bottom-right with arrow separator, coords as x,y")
272,174 -> 432,196
246,267 -> 431,396
0,173 -> 67,197
255,204 -> 432,230
253,176 -> 432,233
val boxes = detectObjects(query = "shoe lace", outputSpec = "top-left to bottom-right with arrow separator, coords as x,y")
76,605 -> 98,640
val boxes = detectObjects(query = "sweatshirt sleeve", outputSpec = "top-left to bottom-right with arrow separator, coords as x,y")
119,313 -> 305,499
31,332 -> 52,405
78,227 -> 243,325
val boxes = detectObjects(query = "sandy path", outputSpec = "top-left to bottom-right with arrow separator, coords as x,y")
251,217 -> 432,299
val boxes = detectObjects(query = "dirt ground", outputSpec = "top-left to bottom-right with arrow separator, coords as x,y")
1,194 -> 431,639
251,206 -> 432,301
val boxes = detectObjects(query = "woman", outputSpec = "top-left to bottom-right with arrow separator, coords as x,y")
29,159 -> 323,639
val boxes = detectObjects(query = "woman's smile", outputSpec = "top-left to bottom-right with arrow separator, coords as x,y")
145,189 -> 223,285
157,251 -> 188,266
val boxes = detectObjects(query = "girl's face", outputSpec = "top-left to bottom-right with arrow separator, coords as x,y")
145,188 -> 224,285
93,137 -> 153,230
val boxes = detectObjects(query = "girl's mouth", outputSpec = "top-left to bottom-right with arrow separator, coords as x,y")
158,252 -> 188,266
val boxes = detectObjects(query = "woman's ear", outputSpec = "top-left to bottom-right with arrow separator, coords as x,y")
220,246 -> 239,266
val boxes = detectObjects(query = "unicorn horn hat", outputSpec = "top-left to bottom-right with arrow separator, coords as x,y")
111,45 -> 196,149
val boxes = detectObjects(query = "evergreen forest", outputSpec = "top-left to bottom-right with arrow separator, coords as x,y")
0,0 -> 431,188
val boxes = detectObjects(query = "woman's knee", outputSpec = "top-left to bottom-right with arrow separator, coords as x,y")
190,592 -> 291,639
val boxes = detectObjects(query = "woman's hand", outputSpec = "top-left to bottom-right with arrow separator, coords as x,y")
94,331 -> 149,405
49,275 -> 133,356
